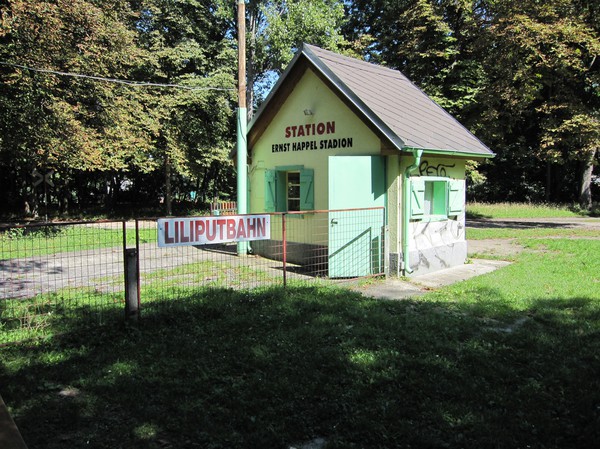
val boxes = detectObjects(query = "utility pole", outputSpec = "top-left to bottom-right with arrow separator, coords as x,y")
237,0 -> 249,255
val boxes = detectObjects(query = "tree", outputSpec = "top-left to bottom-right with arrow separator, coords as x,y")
131,0 -> 237,214
344,0 -> 484,117
237,0 -> 347,116
345,0 -> 600,207
475,0 -> 600,208
0,0 -> 160,214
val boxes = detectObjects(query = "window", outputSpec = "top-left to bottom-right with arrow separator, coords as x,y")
410,177 -> 465,220
424,180 -> 447,216
287,172 -> 301,211
265,168 -> 314,212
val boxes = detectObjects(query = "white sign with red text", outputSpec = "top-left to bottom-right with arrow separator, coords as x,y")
157,215 -> 270,247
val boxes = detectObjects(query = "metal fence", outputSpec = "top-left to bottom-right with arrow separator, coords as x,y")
209,200 -> 237,216
0,207 -> 386,344
0,221 -> 130,344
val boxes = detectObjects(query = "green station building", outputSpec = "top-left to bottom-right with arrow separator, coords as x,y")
246,44 -> 494,277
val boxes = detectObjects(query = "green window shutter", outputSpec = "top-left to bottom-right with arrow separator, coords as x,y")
432,181 -> 448,216
410,178 -> 425,218
299,168 -> 314,210
276,172 -> 286,212
264,170 -> 276,212
448,179 -> 465,215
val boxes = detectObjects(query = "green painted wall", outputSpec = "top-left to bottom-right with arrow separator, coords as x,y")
249,68 -> 382,246
399,156 -> 467,259
249,68 -> 381,214
386,155 -> 401,258
248,66 -> 470,274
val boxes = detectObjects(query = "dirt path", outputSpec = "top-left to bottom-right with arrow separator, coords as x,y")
467,216 -> 600,230
466,217 -> 600,258
0,242 -> 306,300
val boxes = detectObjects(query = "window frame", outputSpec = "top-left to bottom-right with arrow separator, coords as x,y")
264,166 -> 314,213
409,176 -> 465,221
286,171 -> 301,212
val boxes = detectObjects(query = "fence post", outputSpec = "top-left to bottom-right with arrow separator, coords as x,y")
124,248 -> 139,321
282,213 -> 287,288
135,220 -> 141,315
383,224 -> 390,277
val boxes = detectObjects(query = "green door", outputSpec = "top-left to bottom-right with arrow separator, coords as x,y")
328,156 -> 386,278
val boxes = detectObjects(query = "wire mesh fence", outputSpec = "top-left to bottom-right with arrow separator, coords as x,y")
0,221 -> 130,344
1,208 -> 386,343
136,217 -> 286,316
137,207 -> 386,313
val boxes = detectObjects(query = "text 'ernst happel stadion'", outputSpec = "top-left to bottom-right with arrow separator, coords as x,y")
271,121 -> 353,153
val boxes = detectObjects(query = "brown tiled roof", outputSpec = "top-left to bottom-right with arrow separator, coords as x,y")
249,44 -> 494,158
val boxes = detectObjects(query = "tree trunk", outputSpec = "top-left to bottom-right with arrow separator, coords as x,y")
108,174 -> 119,210
579,148 -> 597,210
59,180 -> 70,215
197,168 -> 208,204
545,162 -> 552,202
26,189 -> 38,218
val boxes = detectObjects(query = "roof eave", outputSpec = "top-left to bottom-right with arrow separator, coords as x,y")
402,146 -> 495,159
247,49 -> 307,133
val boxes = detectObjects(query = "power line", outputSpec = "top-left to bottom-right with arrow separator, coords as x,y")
0,61 -> 235,91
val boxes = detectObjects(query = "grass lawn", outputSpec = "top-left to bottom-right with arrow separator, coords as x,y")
0,258 -> 281,346
0,225 -> 156,259
1,237 -> 599,448
466,201 -> 586,219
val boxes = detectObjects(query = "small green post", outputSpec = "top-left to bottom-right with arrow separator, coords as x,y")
236,0 -> 248,256
237,108 -> 249,255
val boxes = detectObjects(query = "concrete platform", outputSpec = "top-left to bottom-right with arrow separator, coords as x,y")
353,259 -> 511,300
410,259 -> 511,289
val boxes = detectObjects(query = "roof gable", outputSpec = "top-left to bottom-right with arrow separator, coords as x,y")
249,44 -> 493,158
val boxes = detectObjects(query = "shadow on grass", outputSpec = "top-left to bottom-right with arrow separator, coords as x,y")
1,286 -> 599,449
465,211 -> 492,220
466,219 -> 579,229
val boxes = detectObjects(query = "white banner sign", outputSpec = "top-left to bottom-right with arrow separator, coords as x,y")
157,215 -> 271,247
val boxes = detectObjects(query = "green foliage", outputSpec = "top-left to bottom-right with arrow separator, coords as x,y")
345,0 -> 484,117
261,0 -> 346,72
0,0 -> 153,171
0,0 -> 238,216
346,0 -> 600,206
465,160 -> 486,197
1,0 -> 598,216
244,0 -> 348,109
473,0 -> 599,207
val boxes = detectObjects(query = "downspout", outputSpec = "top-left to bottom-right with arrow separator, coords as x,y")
402,149 -> 423,274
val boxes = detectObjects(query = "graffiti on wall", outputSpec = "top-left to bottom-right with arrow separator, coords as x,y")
419,160 -> 456,177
